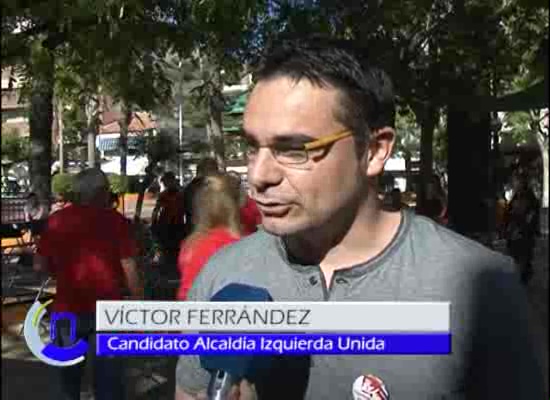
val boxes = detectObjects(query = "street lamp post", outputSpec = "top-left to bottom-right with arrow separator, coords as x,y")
58,102 -> 64,173
178,60 -> 184,186
179,99 -> 183,186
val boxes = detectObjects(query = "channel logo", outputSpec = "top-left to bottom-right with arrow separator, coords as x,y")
23,300 -> 88,367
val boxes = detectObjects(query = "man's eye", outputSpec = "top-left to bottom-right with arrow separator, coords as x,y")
275,148 -> 304,155
273,148 -> 307,162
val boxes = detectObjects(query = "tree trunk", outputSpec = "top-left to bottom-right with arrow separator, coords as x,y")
85,93 -> 102,168
29,53 -> 54,209
415,105 -> 438,215
57,100 -> 64,173
404,151 -> 413,192
178,101 -> 184,186
208,89 -> 226,171
536,131 -> 548,235
85,97 -> 100,168
119,104 -> 132,177
447,107 -> 492,236
87,130 -> 96,168
134,161 -> 157,222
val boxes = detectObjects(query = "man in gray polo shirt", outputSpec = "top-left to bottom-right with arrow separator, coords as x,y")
175,38 -> 545,399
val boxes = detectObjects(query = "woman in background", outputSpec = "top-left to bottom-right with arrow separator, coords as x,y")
176,173 -> 242,300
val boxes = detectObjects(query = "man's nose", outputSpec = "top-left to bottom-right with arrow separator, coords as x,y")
247,148 -> 283,192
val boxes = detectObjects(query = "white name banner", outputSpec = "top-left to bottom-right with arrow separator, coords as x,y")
96,301 -> 450,332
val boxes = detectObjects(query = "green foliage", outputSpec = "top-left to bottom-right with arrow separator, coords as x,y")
156,54 -> 209,128
3,0 -> 193,122
394,105 -> 420,157
183,99 -> 209,127
502,111 -> 533,145
51,173 -> 75,196
131,131 -> 178,164
107,173 -> 129,194
4,0 -> 547,179
501,110 -> 548,146
1,129 -> 30,163
61,104 -> 87,145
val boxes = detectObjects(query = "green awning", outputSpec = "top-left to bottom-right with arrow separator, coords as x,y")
455,80 -> 548,112
487,80 -> 548,111
224,126 -> 242,133
225,91 -> 248,115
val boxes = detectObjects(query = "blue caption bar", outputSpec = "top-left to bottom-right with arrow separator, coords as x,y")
96,333 -> 451,356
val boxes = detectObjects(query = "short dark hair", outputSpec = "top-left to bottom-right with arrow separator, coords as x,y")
254,37 -> 395,143
161,171 -> 176,184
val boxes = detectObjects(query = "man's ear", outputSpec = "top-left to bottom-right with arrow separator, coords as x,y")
366,127 -> 396,177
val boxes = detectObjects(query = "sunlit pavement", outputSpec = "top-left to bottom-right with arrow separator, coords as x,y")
2,236 -> 548,399
2,319 -> 177,400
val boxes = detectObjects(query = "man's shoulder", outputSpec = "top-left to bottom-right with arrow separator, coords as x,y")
56,205 -> 122,221
47,204 -> 79,223
208,229 -> 277,264
188,230 -> 281,297
406,212 -> 515,272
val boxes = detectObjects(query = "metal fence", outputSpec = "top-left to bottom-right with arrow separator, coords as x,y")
1,196 -> 27,224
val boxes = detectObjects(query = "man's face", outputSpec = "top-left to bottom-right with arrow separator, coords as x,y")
243,77 -> 369,237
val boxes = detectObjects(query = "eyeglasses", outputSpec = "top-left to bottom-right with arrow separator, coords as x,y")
245,129 -> 353,166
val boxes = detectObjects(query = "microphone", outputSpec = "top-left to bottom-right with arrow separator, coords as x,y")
201,283 -> 273,400
200,283 -> 310,400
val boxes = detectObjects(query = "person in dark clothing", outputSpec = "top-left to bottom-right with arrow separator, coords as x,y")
383,188 -> 409,212
151,171 -> 185,279
182,158 -> 219,238
504,174 -> 540,284
419,177 -> 448,225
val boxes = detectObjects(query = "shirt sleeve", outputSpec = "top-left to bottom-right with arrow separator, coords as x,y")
465,257 -> 546,399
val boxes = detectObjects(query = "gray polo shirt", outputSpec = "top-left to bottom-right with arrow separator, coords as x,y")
176,210 -> 545,399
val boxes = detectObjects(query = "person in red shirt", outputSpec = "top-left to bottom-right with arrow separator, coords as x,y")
34,168 -> 142,400
177,173 -> 242,300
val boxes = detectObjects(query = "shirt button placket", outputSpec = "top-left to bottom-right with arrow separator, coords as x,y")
332,276 -> 349,299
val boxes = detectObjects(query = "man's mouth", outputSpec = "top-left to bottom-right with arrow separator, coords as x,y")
254,200 -> 292,216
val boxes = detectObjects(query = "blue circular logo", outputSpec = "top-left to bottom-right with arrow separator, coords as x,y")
23,300 -> 88,367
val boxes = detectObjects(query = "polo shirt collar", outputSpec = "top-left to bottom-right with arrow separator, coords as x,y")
273,209 -> 411,279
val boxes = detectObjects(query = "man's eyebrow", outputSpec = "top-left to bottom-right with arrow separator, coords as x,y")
272,134 -> 316,144
241,130 -> 316,144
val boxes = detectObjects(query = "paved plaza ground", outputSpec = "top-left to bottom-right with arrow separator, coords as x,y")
2,236 -> 548,399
